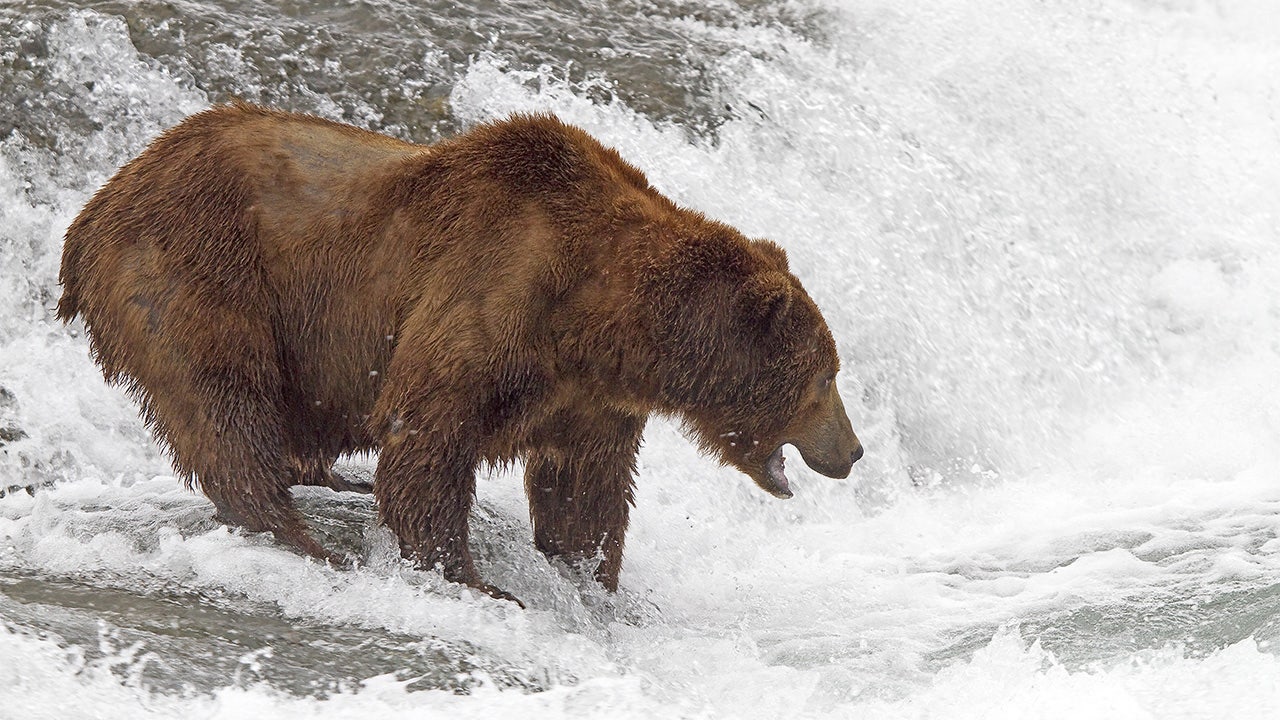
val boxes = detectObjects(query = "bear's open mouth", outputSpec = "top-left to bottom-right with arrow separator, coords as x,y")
759,445 -> 793,499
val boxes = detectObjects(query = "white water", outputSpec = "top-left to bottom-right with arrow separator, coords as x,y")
2,1 -> 1280,717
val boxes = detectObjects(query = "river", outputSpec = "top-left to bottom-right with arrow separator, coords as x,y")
1,1 -> 1279,717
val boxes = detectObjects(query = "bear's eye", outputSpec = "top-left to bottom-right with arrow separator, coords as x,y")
817,372 -> 835,390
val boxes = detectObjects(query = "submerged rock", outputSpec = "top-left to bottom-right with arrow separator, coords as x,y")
0,384 -> 36,497
0,385 -> 25,447
0,424 -> 26,444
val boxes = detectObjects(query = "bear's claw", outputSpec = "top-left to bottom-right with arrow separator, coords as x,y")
472,582 -> 525,608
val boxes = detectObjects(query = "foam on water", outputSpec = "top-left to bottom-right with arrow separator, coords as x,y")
3,621 -> 1279,719
2,1 -> 1280,717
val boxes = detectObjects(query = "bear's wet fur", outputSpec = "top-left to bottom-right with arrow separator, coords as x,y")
58,102 -> 861,603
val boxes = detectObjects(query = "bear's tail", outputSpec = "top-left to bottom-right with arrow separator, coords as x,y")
56,227 -> 85,323
55,279 -> 80,323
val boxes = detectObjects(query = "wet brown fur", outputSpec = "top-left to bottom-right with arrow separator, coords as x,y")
57,102 -> 859,603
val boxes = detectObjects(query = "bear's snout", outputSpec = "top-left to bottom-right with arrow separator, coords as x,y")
800,444 -> 856,479
791,383 -> 861,481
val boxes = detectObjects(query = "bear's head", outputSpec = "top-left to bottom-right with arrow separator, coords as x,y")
642,225 -> 863,497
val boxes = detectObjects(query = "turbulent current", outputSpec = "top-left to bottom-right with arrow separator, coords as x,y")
1,1 -> 1279,717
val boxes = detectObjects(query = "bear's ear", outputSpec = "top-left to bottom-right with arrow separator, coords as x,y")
752,239 -> 790,272
737,271 -> 794,336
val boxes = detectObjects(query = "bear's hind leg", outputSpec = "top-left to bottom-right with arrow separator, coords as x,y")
525,412 -> 644,591
201,473 -> 345,565
131,316 -> 344,566
290,454 -> 374,494
174,402 -> 346,565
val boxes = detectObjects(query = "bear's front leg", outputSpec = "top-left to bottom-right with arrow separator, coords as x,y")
525,412 -> 644,591
374,428 -> 522,606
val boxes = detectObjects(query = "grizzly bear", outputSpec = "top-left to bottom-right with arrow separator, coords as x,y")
57,102 -> 862,604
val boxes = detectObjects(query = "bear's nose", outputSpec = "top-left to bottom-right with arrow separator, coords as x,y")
851,445 -> 864,464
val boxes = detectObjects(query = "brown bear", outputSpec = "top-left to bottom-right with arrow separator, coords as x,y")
57,102 -> 862,604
